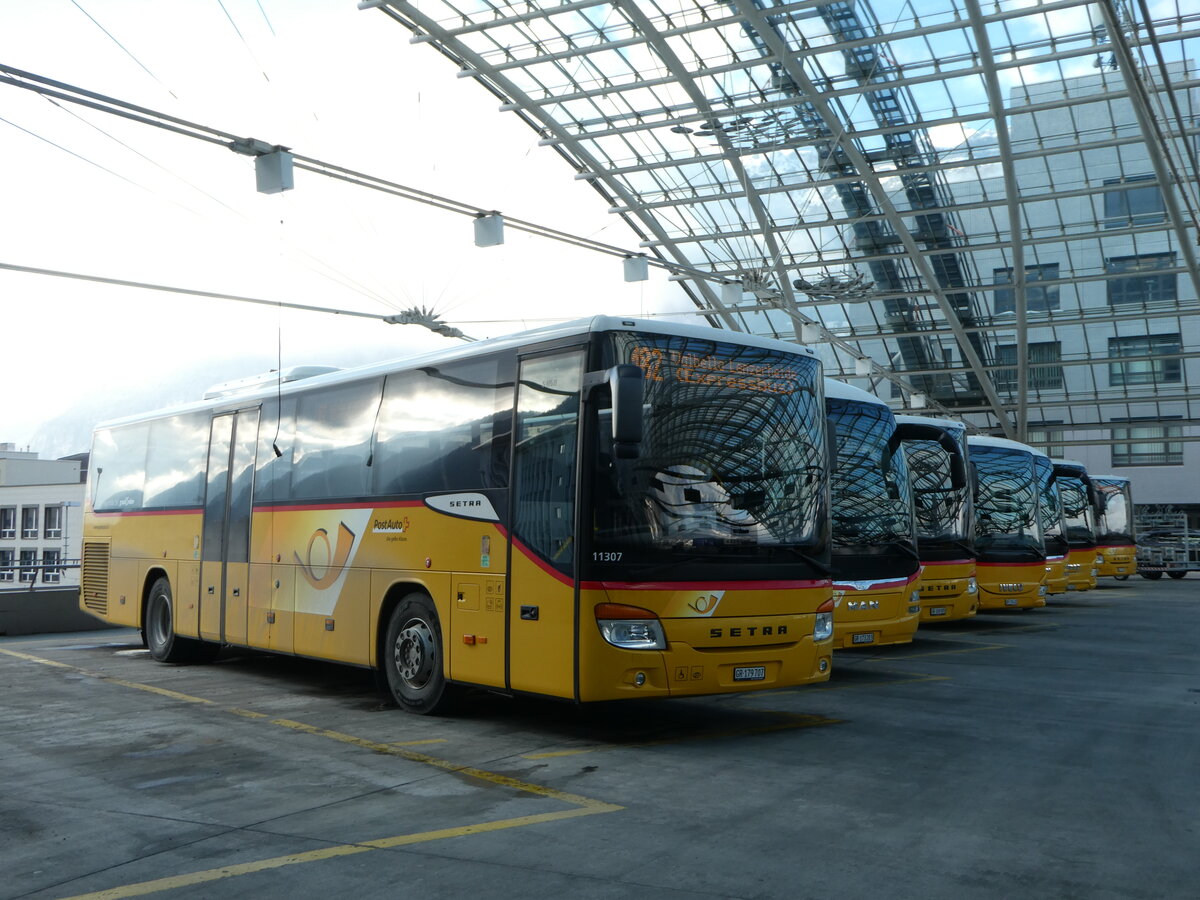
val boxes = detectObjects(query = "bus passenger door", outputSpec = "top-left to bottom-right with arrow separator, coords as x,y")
199,408 -> 260,645
506,349 -> 584,699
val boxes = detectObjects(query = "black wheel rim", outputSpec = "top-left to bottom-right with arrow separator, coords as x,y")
394,617 -> 436,691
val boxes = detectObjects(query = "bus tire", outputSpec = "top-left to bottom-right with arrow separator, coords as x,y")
383,593 -> 453,715
1167,571 -> 1187,579
145,577 -> 217,664
1113,575 -> 1129,581
1140,571 -> 1163,580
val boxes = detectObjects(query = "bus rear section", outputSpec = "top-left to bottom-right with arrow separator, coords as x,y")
896,416 -> 977,622
967,436 -> 1047,610
1054,460 -> 1100,592
826,382 -> 921,648
1093,476 -> 1136,579
1033,451 -> 1069,596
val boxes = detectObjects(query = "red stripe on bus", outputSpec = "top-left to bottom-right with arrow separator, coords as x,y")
91,508 -> 200,518
919,558 -> 973,567
251,499 -> 425,513
582,579 -> 830,591
976,561 -> 1047,567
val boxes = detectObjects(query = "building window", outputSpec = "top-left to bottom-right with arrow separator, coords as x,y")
21,507 -> 39,540
1109,333 -> 1183,387
993,264 -> 1060,314
1106,253 -> 1176,305
43,505 -> 64,539
0,549 -> 13,582
19,549 -> 38,583
1027,421 -> 1066,459
42,549 -> 62,584
1111,420 -> 1183,466
995,342 -> 1064,391
0,507 -> 14,540
1103,175 -> 1165,227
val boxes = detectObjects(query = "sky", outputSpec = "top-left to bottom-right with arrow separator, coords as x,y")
0,0 -> 686,456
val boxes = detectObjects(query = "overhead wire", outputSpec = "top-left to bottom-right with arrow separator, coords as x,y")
68,0 -> 178,99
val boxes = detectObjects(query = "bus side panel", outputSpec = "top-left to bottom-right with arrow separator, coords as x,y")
294,568 -> 371,665
367,571 -> 450,669
507,550 -> 574,699
106,557 -> 143,628
449,574 -> 507,688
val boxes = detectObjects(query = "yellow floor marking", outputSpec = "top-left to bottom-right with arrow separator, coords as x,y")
879,641 -> 1008,659
522,711 -> 841,759
2,645 -> 624,899
391,738 -> 447,747
59,807 -> 607,900
810,671 -> 951,691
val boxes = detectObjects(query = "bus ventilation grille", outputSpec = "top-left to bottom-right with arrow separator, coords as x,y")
81,542 -> 110,615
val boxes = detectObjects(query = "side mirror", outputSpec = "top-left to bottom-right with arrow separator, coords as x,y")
609,364 -> 644,460
948,454 -> 968,490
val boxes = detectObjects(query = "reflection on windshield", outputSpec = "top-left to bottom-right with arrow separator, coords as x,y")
827,399 -> 913,548
904,438 -> 971,545
972,445 -> 1043,560
1034,456 -> 1068,556
1094,479 -> 1133,543
1058,478 -> 1096,546
590,333 -> 827,578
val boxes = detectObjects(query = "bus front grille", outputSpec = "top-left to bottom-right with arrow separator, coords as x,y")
81,542 -> 110,615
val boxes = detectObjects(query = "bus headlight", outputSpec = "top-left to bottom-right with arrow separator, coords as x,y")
1094,554 -> 1104,565
595,603 -> 666,650
966,577 -> 978,594
814,597 -> 835,642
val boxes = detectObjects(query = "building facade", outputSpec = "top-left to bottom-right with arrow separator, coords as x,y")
0,444 -> 86,590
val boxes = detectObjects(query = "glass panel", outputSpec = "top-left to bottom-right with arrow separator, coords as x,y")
226,410 -> 260,564
143,413 -> 210,509
374,355 -> 515,496
591,333 -> 828,581
91,424 -> 150,512
1106,253 -> 1177,305
292,379 -> 381,501
202,416 -> 235,561
971,445 -> 1043,561
513,350 -> 584,575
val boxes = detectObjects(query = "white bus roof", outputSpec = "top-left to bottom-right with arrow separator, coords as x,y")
96,315 -> 820,430
823,377 -> 886,406
893,414 -> 968,431
966,434 -> 1039,455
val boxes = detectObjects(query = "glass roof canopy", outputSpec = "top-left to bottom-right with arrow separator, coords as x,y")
363,0 -> 1199,446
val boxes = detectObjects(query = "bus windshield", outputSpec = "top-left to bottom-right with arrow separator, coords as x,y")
1058,477 -> 1096,546
589,332 -> 828,581
904,436 -> 972,548
1094,479 -> 1133,543
1034,456 -> 1068,557
827,399 -> 915,552
972,445 -> 1044,560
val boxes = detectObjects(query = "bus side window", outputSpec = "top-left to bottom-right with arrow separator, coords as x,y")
291,379 -> 380,502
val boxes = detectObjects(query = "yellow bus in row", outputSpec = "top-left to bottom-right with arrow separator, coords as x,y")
966,436 -> 1048,610
1054,460 -> 1100,592
1092,475 -> 1136,579
81,317 -> 836,713
895,415 -> 977,622
1032,449 -> 1069,596
824,381 -> 921,648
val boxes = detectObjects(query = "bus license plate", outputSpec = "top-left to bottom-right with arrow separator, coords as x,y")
733,666 -> 766,682
930,606 -> 947,616
851,632 -> 875,644
1005,597 -> 1019,606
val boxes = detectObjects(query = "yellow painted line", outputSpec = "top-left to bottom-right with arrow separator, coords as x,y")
390,738 -> 447,747
1,648 -> 217,706
0,647 -> 78,669
810,671 -> 951,691
58,806 -> 608,900
522,711 -> 841,759
882,641 -> 1009,659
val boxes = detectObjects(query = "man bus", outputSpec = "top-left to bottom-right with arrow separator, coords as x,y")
825,381 -> 921,648
1092,476 -> 1136,579
1033,449 -> 1069,596
966,436 -> 1048,610
895,415 -> 977,622
1054,460 -> 1100,592
81,317 -> 835,714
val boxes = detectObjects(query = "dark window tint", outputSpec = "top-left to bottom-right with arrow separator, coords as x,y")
374,356 -> 515,495
1108,333 -> 1182,386
142,413 -> 209,509
1103,175 -> 1165,227
994,342 -> 1063,391
291,379 -> 381,501
513,351 -> 584,574
993,263 -> 1060,314
91,424 -> 150,512
1106,253 -> 1176,305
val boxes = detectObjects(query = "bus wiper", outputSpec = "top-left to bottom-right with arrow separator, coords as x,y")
776,547 -> 832,577
886,539 -> 921,562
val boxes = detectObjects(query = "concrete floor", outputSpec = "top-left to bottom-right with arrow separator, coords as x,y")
2,576 -> 1197,900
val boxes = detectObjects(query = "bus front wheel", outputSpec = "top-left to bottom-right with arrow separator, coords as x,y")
384,593 -> 453,715
145,578 -> 218,664
1140,571 -> 1164,580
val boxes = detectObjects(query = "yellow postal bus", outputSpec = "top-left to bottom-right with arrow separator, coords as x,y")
80,317 -> 835,713
1032,450 -> 1069,596
895,416 -> 977,622
1054,460 -> 1100,592
966,436 -> 1047,610
1092,476 -> 1136,579
825,381 -> 921,648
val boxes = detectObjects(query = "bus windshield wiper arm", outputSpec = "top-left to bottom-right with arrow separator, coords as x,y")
778,547 -> 832,577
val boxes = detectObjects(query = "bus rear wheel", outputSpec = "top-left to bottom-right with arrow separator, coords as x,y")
1168,571 -> 1188,579
145,578 -> 218,664
384,593 -> 453,715
1140,571 -> 1163,580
